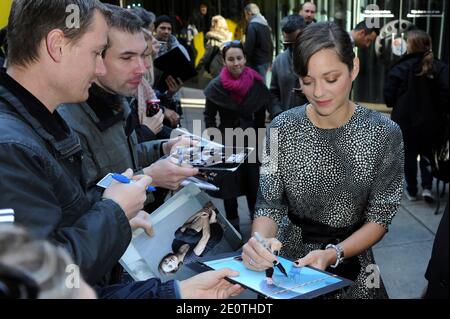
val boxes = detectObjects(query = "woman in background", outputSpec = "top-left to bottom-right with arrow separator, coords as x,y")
203,41 -> 269,231
384,29 -> 449,202
197,15 -> 233,78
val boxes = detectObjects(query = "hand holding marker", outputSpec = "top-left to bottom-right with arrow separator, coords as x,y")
111,173 -> 156,192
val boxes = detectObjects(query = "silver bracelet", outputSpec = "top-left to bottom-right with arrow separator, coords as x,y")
326,243 -> 344,268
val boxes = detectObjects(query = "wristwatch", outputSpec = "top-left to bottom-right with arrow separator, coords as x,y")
326,243 -> 345,268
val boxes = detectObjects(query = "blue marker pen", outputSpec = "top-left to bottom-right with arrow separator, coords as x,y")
111,173 -> 156,192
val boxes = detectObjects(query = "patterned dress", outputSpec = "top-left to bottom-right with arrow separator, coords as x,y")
255,105 -> 404,299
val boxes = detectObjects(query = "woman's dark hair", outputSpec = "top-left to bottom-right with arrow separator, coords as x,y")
406,29 -> 434,78
222,40 -> 245,59
158,253 -> 182,275
293,22 -> 355,77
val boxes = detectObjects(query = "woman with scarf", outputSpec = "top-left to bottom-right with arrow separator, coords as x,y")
203,41 -> 270,231
135,28 -> 171,142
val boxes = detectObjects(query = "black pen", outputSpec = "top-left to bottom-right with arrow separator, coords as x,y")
254,232 -> 288,277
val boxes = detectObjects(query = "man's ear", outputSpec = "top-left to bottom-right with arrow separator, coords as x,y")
356,29 -> 366,38
351,57 -> 360,81
45,29 -> 66,63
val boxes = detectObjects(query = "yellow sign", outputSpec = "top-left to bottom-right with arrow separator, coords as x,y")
0,0 -> 13,28
193,19 -> 238,66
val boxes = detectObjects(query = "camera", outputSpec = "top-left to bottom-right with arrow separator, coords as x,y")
146,99 -> 160,117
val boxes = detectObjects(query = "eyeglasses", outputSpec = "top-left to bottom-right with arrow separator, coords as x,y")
223,40 -> 241,48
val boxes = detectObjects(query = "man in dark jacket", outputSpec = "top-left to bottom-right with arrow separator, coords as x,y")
0,0 -> 152,286
243,3 -> 274,79
58,6 -> 198,205
349,21 -> 379,49
0,0 -> 243,300
424,204 -> 449,299
269,14 -> 307,120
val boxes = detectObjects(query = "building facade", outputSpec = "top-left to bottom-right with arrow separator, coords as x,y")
111,0 -> 448,106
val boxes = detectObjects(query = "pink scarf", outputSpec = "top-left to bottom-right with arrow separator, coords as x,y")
220,66 -> 263,104
136,77 -> 157,124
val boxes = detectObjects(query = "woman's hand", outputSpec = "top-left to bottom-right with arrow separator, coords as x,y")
129,211 -> 154,237
293,249 -> 337,271
241,236 -> 282,272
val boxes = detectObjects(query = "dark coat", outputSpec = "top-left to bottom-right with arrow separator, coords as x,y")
424,204 -> 449,299
269,48 -> 308,119
244,16 -> 274,68
203,75 -> 269,199
0,85 -> 131,285
97,278 -> 177,299
58,85 -> 162,204
383,52 -> 449,133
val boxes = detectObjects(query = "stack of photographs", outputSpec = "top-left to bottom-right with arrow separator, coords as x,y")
170,145 -> 254,172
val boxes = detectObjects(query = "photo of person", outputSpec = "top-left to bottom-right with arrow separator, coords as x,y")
123,185 -> 241,281
158,202 -> 224,275
170,145 -> 250,169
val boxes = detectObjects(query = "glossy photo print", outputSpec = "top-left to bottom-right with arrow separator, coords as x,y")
202,254 -> 352,299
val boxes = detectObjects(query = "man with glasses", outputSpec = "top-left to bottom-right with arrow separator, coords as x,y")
268,14 -> 307,120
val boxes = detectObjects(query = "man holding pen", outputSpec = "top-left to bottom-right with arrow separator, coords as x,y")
0,0 -> 242,299
58,5 -> 198,206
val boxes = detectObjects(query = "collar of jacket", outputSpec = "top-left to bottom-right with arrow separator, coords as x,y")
0,68 -> 69,141
85,83 -> 127,132
0,85 -> 81,160
248,14 -> 269,27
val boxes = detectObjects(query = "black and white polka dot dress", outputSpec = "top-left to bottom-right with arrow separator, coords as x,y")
255,105 -> 404,299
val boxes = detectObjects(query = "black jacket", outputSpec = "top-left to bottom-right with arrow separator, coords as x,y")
0,83 -> 131,285
424,204 -> 449,299
244,16 -> 274,68
383,52 -> 449,132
